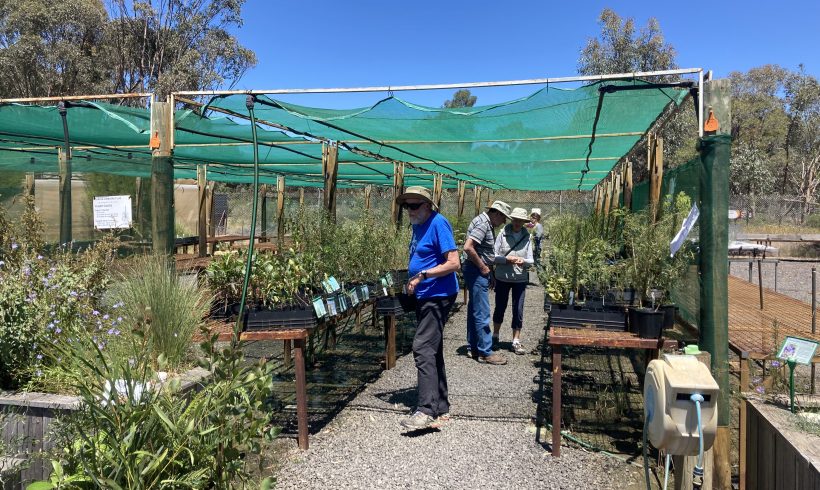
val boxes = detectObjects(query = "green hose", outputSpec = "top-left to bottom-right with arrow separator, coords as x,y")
235,95 -> 261,342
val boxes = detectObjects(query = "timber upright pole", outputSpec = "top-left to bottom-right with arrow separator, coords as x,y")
474,185 -> 482,216
57,102 -> 72,246
277,175 -> 285,249
432,174 -> 443,210
698,78 -> 732,490
197,165 -> 208,257
322,143 -> 339,221
364,184 -> 372,211
391,162 -> 405,227
259,184 -> 268,243
623,160 -> 633,211
151,99 -> 175,255
457,181 -> 466,221
25,173 -> 35,197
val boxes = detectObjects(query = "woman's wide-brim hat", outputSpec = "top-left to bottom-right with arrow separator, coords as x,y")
509,207 -> 530,221
396,186 -> 438,210
530,208 -> 542,217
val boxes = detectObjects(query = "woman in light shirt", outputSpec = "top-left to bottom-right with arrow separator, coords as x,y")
491,208 -> 534,355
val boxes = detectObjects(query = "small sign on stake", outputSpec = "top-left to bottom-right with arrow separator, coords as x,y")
93,195 -> 133,230
777,336 -> 819,413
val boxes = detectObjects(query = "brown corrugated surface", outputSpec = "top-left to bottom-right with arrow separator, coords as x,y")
729,275 -> 820,356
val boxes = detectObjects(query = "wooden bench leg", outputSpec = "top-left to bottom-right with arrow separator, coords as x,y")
384,314 -> 397,370
294,338 -> 308,450
283,340 -> 292,369
552,345 -> 562,456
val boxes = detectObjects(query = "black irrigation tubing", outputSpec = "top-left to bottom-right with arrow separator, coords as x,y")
250,97 -> 503,190
577,90 -> 606,190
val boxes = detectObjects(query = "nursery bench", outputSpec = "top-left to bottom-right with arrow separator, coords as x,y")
544,326 -> 677,457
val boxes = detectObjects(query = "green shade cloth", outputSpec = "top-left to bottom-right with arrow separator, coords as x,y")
0,79 -> 687,190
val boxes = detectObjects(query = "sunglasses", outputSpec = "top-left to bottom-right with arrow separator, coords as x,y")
402,202 -> 425,211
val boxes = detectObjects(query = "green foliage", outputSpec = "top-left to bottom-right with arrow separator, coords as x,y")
0,0 -> 256,98
107,255 -> 210,369
443,89 -> 477,109
205,251 -> 245,311
617,192 -> 695,306
33,323 -> 277,489
539,213 -> 617,302
0,197 -> 117,389
578,9 -> 677,78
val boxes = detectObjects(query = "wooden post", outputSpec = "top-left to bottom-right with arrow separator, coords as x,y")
277,175 -> 285,248
197,165 -> 208,257
24,173 -> 34,197
207,181 -> 216,255
485,188 -> 493,208
57,147 -> 72,245
391,161 -> 405,227
593,185 -> 603,215
739,353 -> 750,490
602,174 -> 613,216
322,143 -> 339,220
624,160 -> 634,211
364,184 -> 372,211
699,77 -> 732,490
150,100 -> 175,255
294,338 -> 309,450
258,184 -> 268,243
384,315 -> 397,370
551,346 -> 562,456
474,185 -> 482,216
457,181 -> 466,221
612,172 -> 622,212
649,136 -> 664,223
299,187 -> 305,210
432,174 -> 443,209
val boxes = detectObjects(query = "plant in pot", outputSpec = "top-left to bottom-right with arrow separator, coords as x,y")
243,250 -> 319,330
540,214 -> 624,330
205,251 -> 245,319
620,192 -> 696,338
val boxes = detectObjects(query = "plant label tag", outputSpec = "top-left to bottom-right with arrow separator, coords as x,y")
329,276 -> 341,292
326,296 -> 337,316
383,287 -> 388,296
312,296 -> 327,318
362,285 -> 369,298
384,273 -> 394,287
322,279 -> 334,294
777,336 -> 819,365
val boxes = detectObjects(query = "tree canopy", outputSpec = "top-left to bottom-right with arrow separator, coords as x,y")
0,0 -> 256,98
443,89 -> 477,108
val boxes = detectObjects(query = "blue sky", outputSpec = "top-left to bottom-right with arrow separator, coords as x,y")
227,0 -> 819,108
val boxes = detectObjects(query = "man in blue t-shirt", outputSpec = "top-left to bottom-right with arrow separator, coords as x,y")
396,186 -> 460,430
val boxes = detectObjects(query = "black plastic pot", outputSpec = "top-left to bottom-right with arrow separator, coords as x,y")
606,288 -> 637,307
243,305 -> 318,331
376,293 -> 416,316
660,304 -> 678,330
549,303 -> 626,332
628,308 -> 664,339
209,301 -> 237,320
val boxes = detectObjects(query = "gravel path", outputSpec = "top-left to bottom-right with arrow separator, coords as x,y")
272,278 -> 644,489
729,259 -> 820,304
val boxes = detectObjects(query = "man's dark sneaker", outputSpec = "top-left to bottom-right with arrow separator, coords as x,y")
400,410 -> 435,429
478,353 -> 507,365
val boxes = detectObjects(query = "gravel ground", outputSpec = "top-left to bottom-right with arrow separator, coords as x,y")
729,258 -> 820,305
271,277 -> 646,489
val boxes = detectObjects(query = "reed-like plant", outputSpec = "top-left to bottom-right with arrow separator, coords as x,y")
108,255 -> 210,368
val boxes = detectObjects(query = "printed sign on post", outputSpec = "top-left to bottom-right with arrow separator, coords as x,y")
93,195 -> 133,230
777,336 -> 819,365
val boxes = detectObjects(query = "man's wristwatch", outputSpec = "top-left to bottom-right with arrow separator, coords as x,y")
420,270 -> 429,280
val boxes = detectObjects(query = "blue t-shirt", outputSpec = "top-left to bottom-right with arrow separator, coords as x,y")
408,212 -> 459,299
